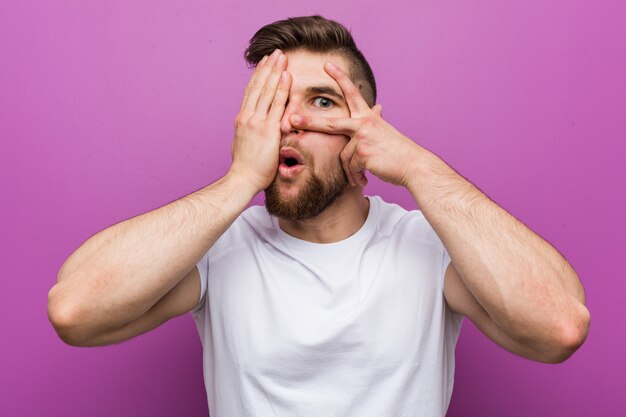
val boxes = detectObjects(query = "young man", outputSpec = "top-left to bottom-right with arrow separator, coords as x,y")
48,16 -> 590,416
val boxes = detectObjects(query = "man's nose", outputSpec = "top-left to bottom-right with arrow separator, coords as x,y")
280,102 -> 303,136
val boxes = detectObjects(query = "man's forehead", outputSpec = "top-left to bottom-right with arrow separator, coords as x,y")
285,50 -> 350,97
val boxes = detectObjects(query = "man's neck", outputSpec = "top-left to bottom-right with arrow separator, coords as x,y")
277,188 -> 370,243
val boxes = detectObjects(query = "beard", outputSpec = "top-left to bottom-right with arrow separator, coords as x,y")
265,159 -> 348,221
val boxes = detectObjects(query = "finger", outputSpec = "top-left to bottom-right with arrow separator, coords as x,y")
340,138 -> 359,186
324,62 -> 371,117
239,54 -> 269,113
358,172 -> 368,188
255,53 -> 287,115
289,114 -> 360,136
372,104 -> 382,117
348,153 -> 367,187
244,49 -> 281,113
267,71 -> 292,122
242,49 -> 282,114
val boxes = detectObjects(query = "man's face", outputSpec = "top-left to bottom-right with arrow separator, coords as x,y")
265,49 -> 353,220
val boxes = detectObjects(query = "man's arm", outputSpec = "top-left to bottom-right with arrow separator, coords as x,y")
48,49 -> 291,347
48,175 -> 256,346
405,152 -> 590,363
289,61 -> 590,363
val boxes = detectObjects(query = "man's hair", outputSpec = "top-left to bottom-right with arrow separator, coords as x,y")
244,15 -> 377,107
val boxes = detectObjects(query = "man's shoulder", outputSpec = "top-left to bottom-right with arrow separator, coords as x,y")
220,204 -> 272,237
371,195 -> 411,214
370,195 -> 423,225
370,195 -> 439,243
239,204 -> 273,228
209,205 -> 274,256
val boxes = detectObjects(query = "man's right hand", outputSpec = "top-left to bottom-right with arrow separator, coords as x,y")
48,50 -> 292,347
229,49 -> 291,193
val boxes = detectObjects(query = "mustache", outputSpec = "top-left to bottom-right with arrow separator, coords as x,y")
280,139 -> 313,164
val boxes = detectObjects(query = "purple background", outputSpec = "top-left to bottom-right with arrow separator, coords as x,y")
2,1 -> 624,416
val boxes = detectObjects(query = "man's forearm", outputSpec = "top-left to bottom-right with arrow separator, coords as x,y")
49,171 -> 258,334
49,50 -> 291,342
406,148 -> 589,341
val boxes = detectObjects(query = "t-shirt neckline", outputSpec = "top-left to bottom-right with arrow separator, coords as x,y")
271,196 -> 380,253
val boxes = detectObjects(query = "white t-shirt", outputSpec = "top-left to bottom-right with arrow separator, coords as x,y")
192,196 -> 463,417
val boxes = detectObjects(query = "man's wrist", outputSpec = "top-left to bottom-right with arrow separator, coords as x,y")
224,167 -> 268,198
402,146 -> 438,190
403,147 -> 451,205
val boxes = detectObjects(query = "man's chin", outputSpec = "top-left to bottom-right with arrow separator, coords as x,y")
268,178 -> 303,199
264,172 -> 348,221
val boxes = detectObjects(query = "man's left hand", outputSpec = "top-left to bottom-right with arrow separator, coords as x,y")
289,61 -> 425,188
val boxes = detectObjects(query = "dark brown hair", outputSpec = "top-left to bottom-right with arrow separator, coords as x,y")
244,15 -> 377,107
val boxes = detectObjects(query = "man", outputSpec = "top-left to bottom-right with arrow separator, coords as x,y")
48,15 -> 590,416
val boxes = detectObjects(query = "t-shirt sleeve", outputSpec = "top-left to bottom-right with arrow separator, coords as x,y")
439,240 -> 465,328
190,251 -> 209,314
441,243 -> 452,278
416,212 -> 464,325
414,212 -> 452,288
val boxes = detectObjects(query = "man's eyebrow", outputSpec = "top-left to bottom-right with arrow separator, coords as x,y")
305,86 -> 345,103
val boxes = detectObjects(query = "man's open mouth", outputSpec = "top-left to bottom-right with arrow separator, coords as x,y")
282,157 -> 299,167
278,147 -> 306,179
279,148 -> 304,167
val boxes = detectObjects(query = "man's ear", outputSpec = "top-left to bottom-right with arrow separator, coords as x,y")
372,103 -> 383,117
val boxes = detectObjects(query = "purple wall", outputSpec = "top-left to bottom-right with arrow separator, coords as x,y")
2,1 -> 624,416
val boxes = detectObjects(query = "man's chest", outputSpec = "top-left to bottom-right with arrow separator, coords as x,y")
205,241 -> 444,379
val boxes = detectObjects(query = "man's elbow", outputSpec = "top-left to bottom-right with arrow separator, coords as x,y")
47,285 -> 93,347
544,304 -> 591,364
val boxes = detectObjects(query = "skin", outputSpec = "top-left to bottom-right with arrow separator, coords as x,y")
48,47 -> 590,365
268,49 -> 373,242
289,53 -> 591,363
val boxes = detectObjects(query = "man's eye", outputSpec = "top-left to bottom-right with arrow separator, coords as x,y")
313,97 -> 334,108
